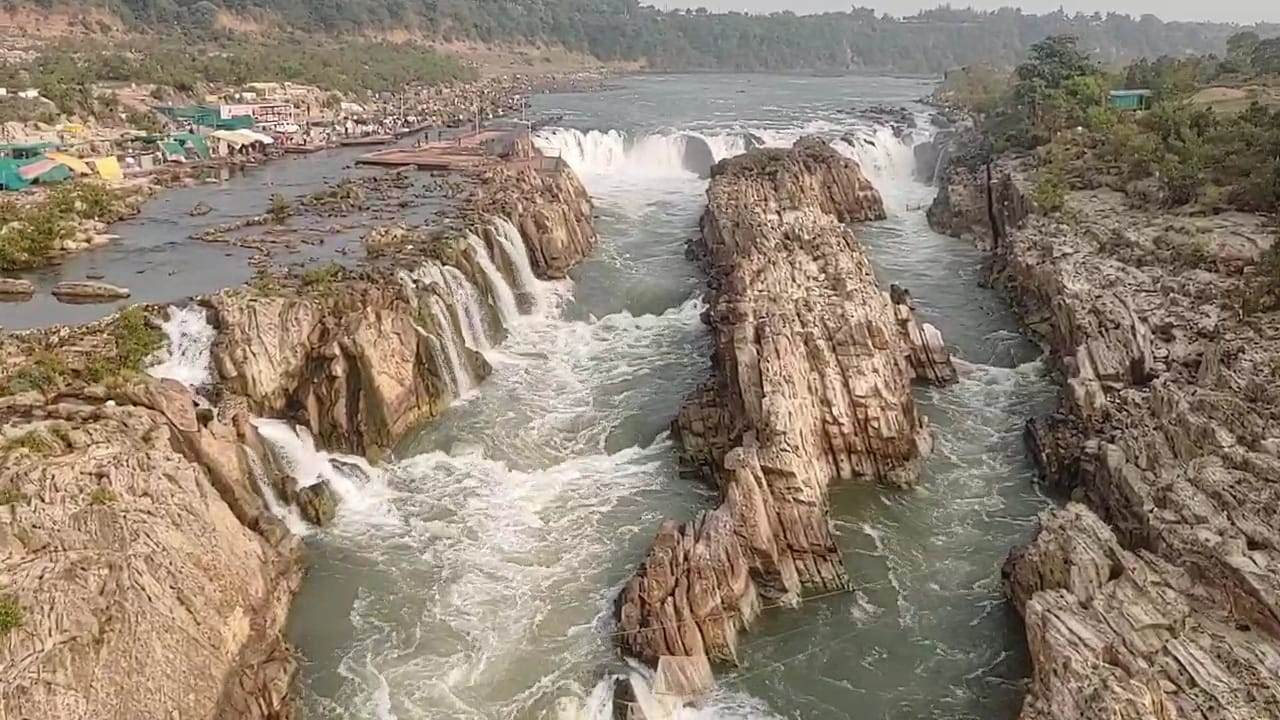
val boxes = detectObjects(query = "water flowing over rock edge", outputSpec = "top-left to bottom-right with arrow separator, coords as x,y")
611,137 -> 957,702
0,156 -> 599,720
928,131 -> 1280,719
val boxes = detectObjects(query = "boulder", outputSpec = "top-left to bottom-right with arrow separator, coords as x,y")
51,281 -> 130,301
296,481 -> 337,526
0,278 -> 34,296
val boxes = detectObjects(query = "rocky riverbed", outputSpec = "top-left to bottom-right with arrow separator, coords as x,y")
0,148 -> 597,720
930,130 -> 1280,719
614,138 -> 957,695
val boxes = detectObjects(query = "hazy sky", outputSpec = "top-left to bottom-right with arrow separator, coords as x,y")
650,1 -> 1280,25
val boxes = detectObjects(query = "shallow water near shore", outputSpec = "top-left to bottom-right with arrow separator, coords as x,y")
287,74 -> 1059,719
1,140 -> 451,331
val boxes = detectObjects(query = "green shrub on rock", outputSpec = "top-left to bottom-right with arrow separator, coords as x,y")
0,596 -> 21,634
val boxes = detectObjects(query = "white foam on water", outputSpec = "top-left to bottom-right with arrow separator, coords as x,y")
558,665 -> 782,720
243,444 -> 311,536
533,128 -> 747,179
147,304 -> 216,388
441,265 -> 492,351
466,232 -> 521,327
489,215 -> 546,313
425,293 -> 474,398
833,125 -> 923,214
251,417 -> 395,525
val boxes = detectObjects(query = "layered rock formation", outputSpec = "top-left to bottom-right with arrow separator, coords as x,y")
0,152 -> 602,720
931,136 -> 1280,719
213,159 -> 597,459
616,138 -> 955,668
469,157 -> 597,279
0,322 -> 300,720
211,279 -> 462,458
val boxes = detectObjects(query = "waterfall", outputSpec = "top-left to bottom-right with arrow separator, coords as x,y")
425,293 -> 474,397
833,125 -> 924,213
441,266 -> 492,351
489,216 -> 544,313
243,444 -> 310,536
466,232 -> 520,326
148,304 -> 216,388
533,128 -> 748,177
251,418 -> 378,510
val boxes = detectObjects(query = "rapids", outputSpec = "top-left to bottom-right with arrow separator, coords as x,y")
288,74 -> 1058,720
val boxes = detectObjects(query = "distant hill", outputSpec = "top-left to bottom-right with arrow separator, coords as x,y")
102,0 -> 1280,75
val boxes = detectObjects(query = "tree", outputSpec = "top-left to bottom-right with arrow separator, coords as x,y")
1253,38 -> 1280,75
1226,31 -> 1260,68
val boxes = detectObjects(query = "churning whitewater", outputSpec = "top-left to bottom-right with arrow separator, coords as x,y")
288,74 -> 1058,720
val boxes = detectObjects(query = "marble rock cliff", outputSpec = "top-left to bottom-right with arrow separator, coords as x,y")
213,162 -> 597,459
0,158 -> 601,720
470,158 -> 597,279
615,138 -> 955,668
0,321 -> 301,720
931,138 -> 1280,720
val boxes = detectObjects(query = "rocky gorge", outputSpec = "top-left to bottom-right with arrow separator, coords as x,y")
929,131 -> 1280,719
614,138 -> 957,683
0,151 -> 597,719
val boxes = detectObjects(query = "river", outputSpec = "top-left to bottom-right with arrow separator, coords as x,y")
276,74 -> 1059,719
0,141 -> 451,331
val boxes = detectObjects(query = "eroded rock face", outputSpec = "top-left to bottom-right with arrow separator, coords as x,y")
616,137 -> 955,668
926,129 -> 1032,249
211,280 -> 458,457
932,143 -> 1280,719
470,158 -> 596,279
1005,503 -> 1280,720
0,380 -> 301,720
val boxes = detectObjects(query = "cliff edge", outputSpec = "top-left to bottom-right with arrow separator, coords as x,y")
930,133 -> 1280,720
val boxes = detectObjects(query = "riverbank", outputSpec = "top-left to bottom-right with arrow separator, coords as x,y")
929,128 -> 1280,719
0,143 -> 600,719
0,66 -> 614,313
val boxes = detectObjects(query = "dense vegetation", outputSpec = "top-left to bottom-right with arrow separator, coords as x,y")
0,36 -> 475,106
93,0 -> 1279,75
944,34 -> 1280,215
0,183 -> 128,270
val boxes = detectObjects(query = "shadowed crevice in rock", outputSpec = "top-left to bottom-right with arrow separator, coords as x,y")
615,137 -> 956,675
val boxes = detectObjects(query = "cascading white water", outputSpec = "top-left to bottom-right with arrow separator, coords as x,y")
251,417 -> 390,521
534,128 -> 747,178
425,293 -> 474,397
466,232 -> 521,326
441,266 -> 492,351
243,444 -> 310,536
293,76 -> 1059,720
834,125 -> 925,213
489,216 -> 544,313
147,304 -> 216,388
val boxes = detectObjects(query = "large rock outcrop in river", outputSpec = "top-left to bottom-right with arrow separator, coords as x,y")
0,319 -> 300,720
213,160 -> 597,458
211,278 -> 464,458
469,157 -> 596,279
616,138 -> 955,669
931,139 -> 1280,719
